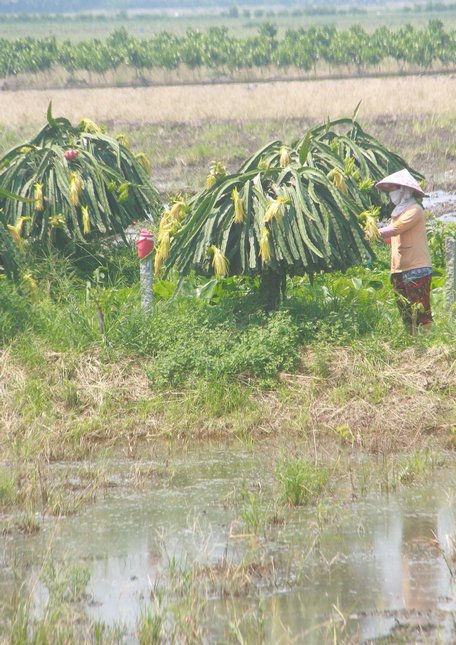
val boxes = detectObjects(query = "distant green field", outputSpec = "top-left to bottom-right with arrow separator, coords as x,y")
2,6 -> 456,40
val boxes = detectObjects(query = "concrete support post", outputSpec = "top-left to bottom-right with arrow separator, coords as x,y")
140,255 -> 153,313
445,237 -> 456,314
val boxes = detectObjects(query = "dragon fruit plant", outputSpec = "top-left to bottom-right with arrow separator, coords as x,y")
0,103 -> 161,272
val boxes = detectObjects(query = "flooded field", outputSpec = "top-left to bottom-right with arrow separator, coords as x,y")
424,191 -> 456,223
1,447 -> 456,643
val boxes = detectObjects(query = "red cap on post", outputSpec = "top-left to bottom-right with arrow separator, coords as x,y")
136,229 -> 154,259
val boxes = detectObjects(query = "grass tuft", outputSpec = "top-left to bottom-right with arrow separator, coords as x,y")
276,457 -> 329,506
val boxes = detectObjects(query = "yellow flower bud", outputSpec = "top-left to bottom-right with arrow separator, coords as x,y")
210,245 -> 229,278
232,187 -> 245,224
34,183 -> 44,211
82,206 -> 91,235
79,118 -> 101,133
264,197 -> 288,226
135,152 -> 151,175
279,146 -> 291,168
259,228 -> 271,262
328,169 -> 348,195
70,172 -> 83,207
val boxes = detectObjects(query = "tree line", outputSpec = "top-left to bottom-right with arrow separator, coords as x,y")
1,20 -> 455,78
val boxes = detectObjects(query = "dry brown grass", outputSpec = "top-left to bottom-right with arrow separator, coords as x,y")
0,347 -> 155,461
2,74 -> 456,128
1,344 -> 454,463
276,344 -> 455,455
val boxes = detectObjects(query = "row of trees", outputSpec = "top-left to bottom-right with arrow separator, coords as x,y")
1,21 -> 455,78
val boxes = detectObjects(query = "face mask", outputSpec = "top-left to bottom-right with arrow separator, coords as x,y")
389,188 -> 403,205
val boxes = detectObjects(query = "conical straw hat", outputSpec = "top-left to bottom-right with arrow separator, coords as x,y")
375,169 -> 427,196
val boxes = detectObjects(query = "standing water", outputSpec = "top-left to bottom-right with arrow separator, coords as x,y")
1,447 -> 455,643
424,191 -> 456,223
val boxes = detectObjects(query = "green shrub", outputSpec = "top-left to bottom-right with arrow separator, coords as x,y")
132,301 -> 300,386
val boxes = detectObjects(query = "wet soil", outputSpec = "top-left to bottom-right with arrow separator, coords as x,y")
1,447 -> 455,643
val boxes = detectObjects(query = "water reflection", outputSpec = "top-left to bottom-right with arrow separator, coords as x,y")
211,482 -> 456,643
1,451 -> 455,642
371,498 -> 452,611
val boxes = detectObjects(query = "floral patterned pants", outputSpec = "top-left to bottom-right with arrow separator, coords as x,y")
391,273 -> 433,327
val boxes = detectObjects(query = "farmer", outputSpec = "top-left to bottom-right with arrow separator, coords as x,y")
375,169 -> 432,334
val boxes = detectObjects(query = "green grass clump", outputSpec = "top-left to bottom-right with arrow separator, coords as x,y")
0,278 -> 33,343
173,377 -> 255,419
397,452 -> 434,485
0,469 -> 15,506
276,458 -> 329,506
137,609 -> 163,645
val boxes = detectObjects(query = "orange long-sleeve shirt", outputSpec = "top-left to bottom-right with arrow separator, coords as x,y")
389,204 -> 432,274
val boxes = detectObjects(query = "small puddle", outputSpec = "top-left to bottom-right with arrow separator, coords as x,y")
1,448 -> 455,642
424,191 -> 456,222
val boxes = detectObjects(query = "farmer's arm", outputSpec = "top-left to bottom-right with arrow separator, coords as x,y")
379,225 -> 394,243
379,206 -> 422,244
390,207 -> 422,234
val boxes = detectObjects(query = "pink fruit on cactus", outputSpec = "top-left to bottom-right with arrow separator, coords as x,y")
64,149 -> 79,161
